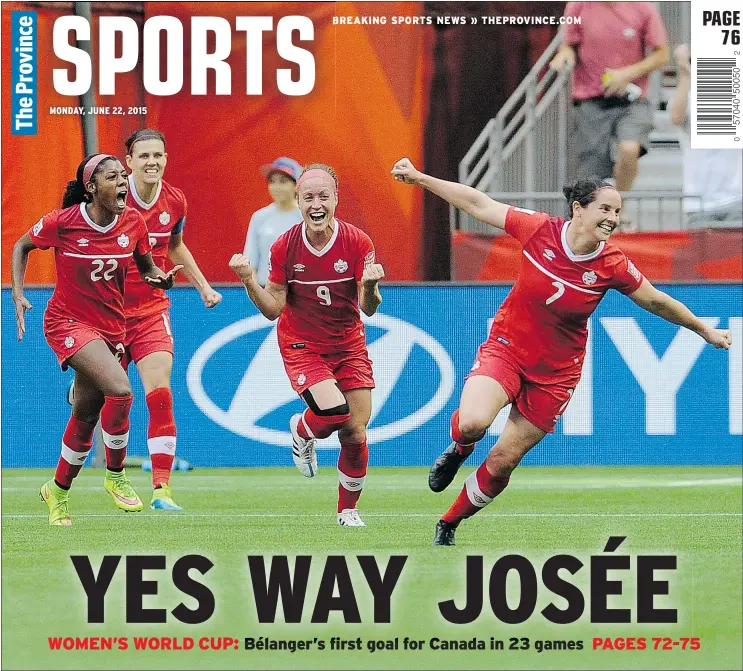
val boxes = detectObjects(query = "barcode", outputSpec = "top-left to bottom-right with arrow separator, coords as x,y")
696,57 -> 737,135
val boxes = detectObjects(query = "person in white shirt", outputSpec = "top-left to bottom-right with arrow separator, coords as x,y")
670,44 -> 743,226
244,157 -> 302,285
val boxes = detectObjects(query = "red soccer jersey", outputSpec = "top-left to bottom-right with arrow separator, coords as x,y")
491,207 -> 644,377
268,219 -> 375,351
28,203 -> 150,342
123,177 -> 187,319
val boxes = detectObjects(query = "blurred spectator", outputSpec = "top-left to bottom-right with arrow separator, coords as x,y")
550,2 -> 669,220
244,157 -> 302,286
669,44 -> 742,227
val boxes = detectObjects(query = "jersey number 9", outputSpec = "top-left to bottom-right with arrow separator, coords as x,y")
91,258 -> 119,282
316,285 -> 332,306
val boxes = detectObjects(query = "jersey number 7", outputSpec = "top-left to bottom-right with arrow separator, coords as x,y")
546,281 -> 565,305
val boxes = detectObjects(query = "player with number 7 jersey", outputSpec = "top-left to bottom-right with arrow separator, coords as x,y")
392,157 -> 732,547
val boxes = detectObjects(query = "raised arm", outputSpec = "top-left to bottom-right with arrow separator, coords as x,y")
228,253 -> 286,321
669,44 -> 691,127
628,278 -> 732,349
391,158 -> 510,230
358,263 -> 384,317
168,233 -> 222,307
11,232 -> 37,340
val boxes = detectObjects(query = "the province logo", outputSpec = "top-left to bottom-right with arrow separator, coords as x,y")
64,336 -> 75,349
159,212 -> 171,226
117,233 -> 130,248
32,218 -> 43,236
334,259 -> 348,273
582,270 -> 597,286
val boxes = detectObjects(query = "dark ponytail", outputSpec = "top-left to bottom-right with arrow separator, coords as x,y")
563,178 -> 614,217
61,154 -> 117,208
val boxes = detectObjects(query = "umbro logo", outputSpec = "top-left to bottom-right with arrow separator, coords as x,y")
293,264 -> 306,272
345,481 -> 362,489
543,249 -> 555,261
77,238 -> 89,247
112,439 -> 124,446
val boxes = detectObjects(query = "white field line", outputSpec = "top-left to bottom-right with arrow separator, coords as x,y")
2,476 -> 740,494
2,512 -> 741,519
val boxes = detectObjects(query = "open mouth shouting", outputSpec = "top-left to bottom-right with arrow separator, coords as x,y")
115,187 -> 128,211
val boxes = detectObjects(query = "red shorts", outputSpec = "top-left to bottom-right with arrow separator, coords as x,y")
280,344 -> 375,395
123,310 -> 174,367
44,316 -> 124,371
467,338 -> 581,433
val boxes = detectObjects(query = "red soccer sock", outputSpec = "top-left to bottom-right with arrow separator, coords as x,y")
146,387 -> 177,487
297,408 -> 351,440
337,439 -> 369,512
441,461 -> 510,526
451,409 -> 480,458
54,415 -> 96,488
101,394 -> 133,470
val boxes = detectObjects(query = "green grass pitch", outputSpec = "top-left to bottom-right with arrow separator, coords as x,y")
2,466 -> 741,670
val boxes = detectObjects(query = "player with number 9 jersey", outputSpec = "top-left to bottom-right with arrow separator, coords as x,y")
230,164 -> 385,527
269,218 -> 375,364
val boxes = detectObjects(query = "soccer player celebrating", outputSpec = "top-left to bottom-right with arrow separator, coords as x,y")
391,157 -> 732,546
11,154 -> 181,526
229,164 -> 384,527
123,129 -> 222,511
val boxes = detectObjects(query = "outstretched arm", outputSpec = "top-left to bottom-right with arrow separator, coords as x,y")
228,253 -> 286,321
629,278 -> 732,349
134,249 -> 183,290
168,233 -> 222,307
391,157 -> 510,230
11,232 -> 37,341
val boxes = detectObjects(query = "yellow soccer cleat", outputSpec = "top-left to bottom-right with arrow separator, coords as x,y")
104,469 -> 143,512
150,483 -> 182,511
40,479 -> 72,526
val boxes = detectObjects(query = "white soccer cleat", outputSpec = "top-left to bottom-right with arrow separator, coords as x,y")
290,413 -> 318,478
337,508 -> 366,527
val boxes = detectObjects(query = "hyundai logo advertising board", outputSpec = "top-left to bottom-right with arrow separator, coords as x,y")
1,284 -> 740,468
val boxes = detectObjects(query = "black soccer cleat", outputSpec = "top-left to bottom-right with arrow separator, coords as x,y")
432,520 -> 457,546
428,441 -> 468,492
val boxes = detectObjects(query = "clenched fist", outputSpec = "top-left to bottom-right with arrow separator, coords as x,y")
362,263 -> 385,285
705,328 -> 732,350
229,253 -> 256,284
391,158 -> 422,185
